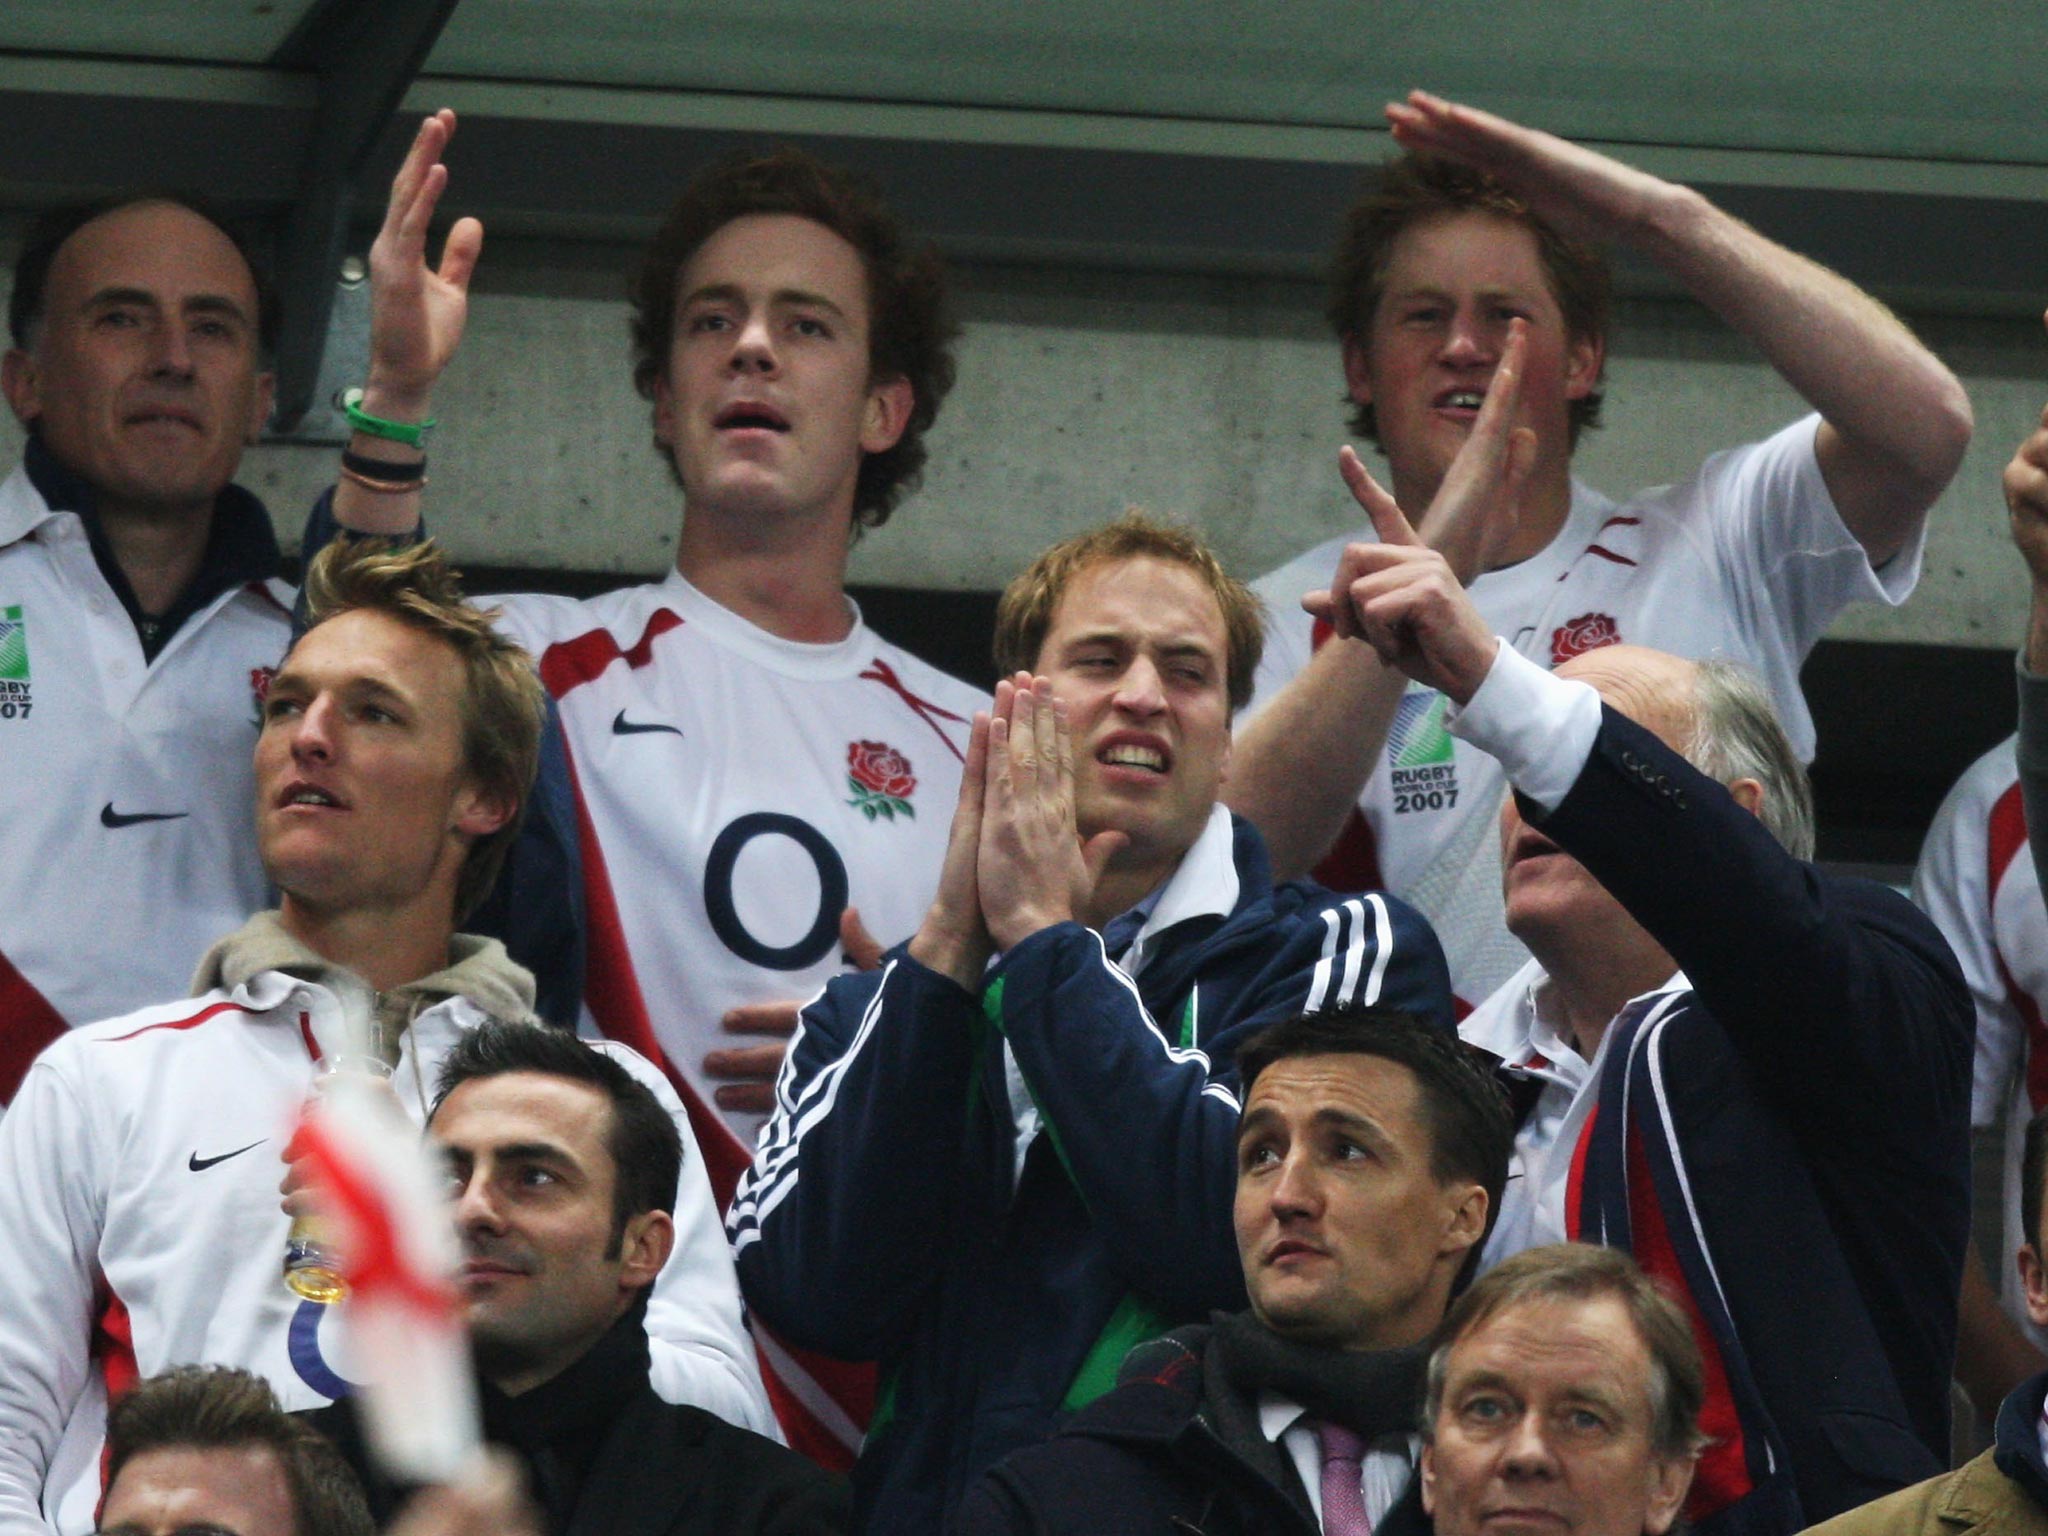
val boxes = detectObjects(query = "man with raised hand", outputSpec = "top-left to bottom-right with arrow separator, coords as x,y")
1231,90 -> 1972,1010
731,514 -> 1452,1530
957,1004 -> 1511,1535
0,540 -> 767,1536
1324,469 -> 1970,1533
318,112 -> 980,1205
0,193 -> 290,1100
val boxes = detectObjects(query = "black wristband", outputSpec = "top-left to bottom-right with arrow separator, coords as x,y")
341,448 -> 426,483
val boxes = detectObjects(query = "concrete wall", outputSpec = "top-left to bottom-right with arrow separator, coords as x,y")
4,237 -> 2044,649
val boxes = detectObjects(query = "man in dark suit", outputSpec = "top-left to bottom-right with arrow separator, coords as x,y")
310,1021 -> 844,1536
1319,456 -> 1972,1536
957,1004 -> 1512,1535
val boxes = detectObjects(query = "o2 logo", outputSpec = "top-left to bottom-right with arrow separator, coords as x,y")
288,1297 -> 360,1399
704,814 -> 849,970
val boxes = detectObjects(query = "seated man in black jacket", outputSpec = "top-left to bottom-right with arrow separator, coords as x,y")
958,1004 -> 1511,1535
311,1022 -> 844,1536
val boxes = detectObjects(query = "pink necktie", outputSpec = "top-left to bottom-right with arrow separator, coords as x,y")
1313,1419 -> 1372,1536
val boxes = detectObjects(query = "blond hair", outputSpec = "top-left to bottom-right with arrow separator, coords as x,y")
299,539 -> 545,918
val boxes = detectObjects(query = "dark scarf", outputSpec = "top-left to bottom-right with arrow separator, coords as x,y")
478,1301 -> 651,1534
1209,1309 -> 1428,1440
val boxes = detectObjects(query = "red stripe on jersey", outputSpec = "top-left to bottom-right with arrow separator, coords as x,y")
555,741 -> 730,1178
860,658 -> 968,762
1624,1121 -> 1752,1521
759,1340 -> 873,1468
0,949 -> 69,1104
1583,544 -> 1639,568
1984,783 -> 2048,1112
539,608 -> 686,699
1565,1102 -> 1597,1238
1990,779 -> 2030,890
1596,516 -> 1643,532
95,1000 -> 248,1046
93,1284 -> 140,1513
1312,809 -> 1385,900
94,1285 -> 140,1417
243,580 -> 291,617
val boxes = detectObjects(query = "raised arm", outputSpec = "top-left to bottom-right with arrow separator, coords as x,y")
331,108 -> 481,538
2007,363 -> 2048,905
1388,90 -> 1972,564
1326,468 -> 1969,1120
1226,324 -> 1533,877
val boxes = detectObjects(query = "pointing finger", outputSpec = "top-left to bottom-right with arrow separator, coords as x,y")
1341,446 -> 1421,548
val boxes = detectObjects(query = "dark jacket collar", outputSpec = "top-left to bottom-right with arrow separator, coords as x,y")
478,1302 -> 652,1531
1992,1368 -> 2048,1514
24,433 -> 280,659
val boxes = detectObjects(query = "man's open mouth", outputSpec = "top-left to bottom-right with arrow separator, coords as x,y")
714,402 -> 790,432
1100,743 -> 1169,774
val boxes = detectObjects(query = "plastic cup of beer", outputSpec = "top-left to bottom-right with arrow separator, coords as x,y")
283,1052 -> 394,1303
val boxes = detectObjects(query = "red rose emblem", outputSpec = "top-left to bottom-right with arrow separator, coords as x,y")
847,741 -> 919,821
250,666 -> 275,704
1550,613 -> 1621,667
848,740 -> 916,799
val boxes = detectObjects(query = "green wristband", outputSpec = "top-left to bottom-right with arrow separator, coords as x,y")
341,387 -> 437,447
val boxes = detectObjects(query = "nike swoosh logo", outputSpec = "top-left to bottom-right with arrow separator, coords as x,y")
102,804 -> 191,828
188,1139 -> 266,1171
612,710 -> 683,738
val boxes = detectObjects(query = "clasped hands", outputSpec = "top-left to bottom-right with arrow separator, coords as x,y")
909,676 -> 1127,990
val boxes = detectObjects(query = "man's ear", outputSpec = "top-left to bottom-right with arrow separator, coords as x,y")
1,348 -> 41,428
1419,1442 -> 1437,1516
1643,1454 -> 1697,1536
452,784 -> 516,843
1342,335 -> 1374,410
1564,330 -> 1605,401
1726,777 -> 1765,822
1442,1182 -> 1489,1259
2020,1243 -> 2048,1331
247,370 -> 276,442
650,370 -> 675,451
618,1209 -> 675,1291
861,375 -> 914,456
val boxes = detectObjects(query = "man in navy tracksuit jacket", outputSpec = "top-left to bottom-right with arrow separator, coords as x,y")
1326,479 -> 1971,1536
729,519 -> 1451,1532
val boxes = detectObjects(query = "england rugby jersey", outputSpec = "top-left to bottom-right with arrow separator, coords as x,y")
1248,415 -> 1920,1010
1915,734 -> 2048,1350
0,463 -> 290,1101
491,570 -> 983,1191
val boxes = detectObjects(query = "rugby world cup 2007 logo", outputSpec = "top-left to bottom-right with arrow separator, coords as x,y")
1388,687 -> 1457,814
0,606 -> 31,721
